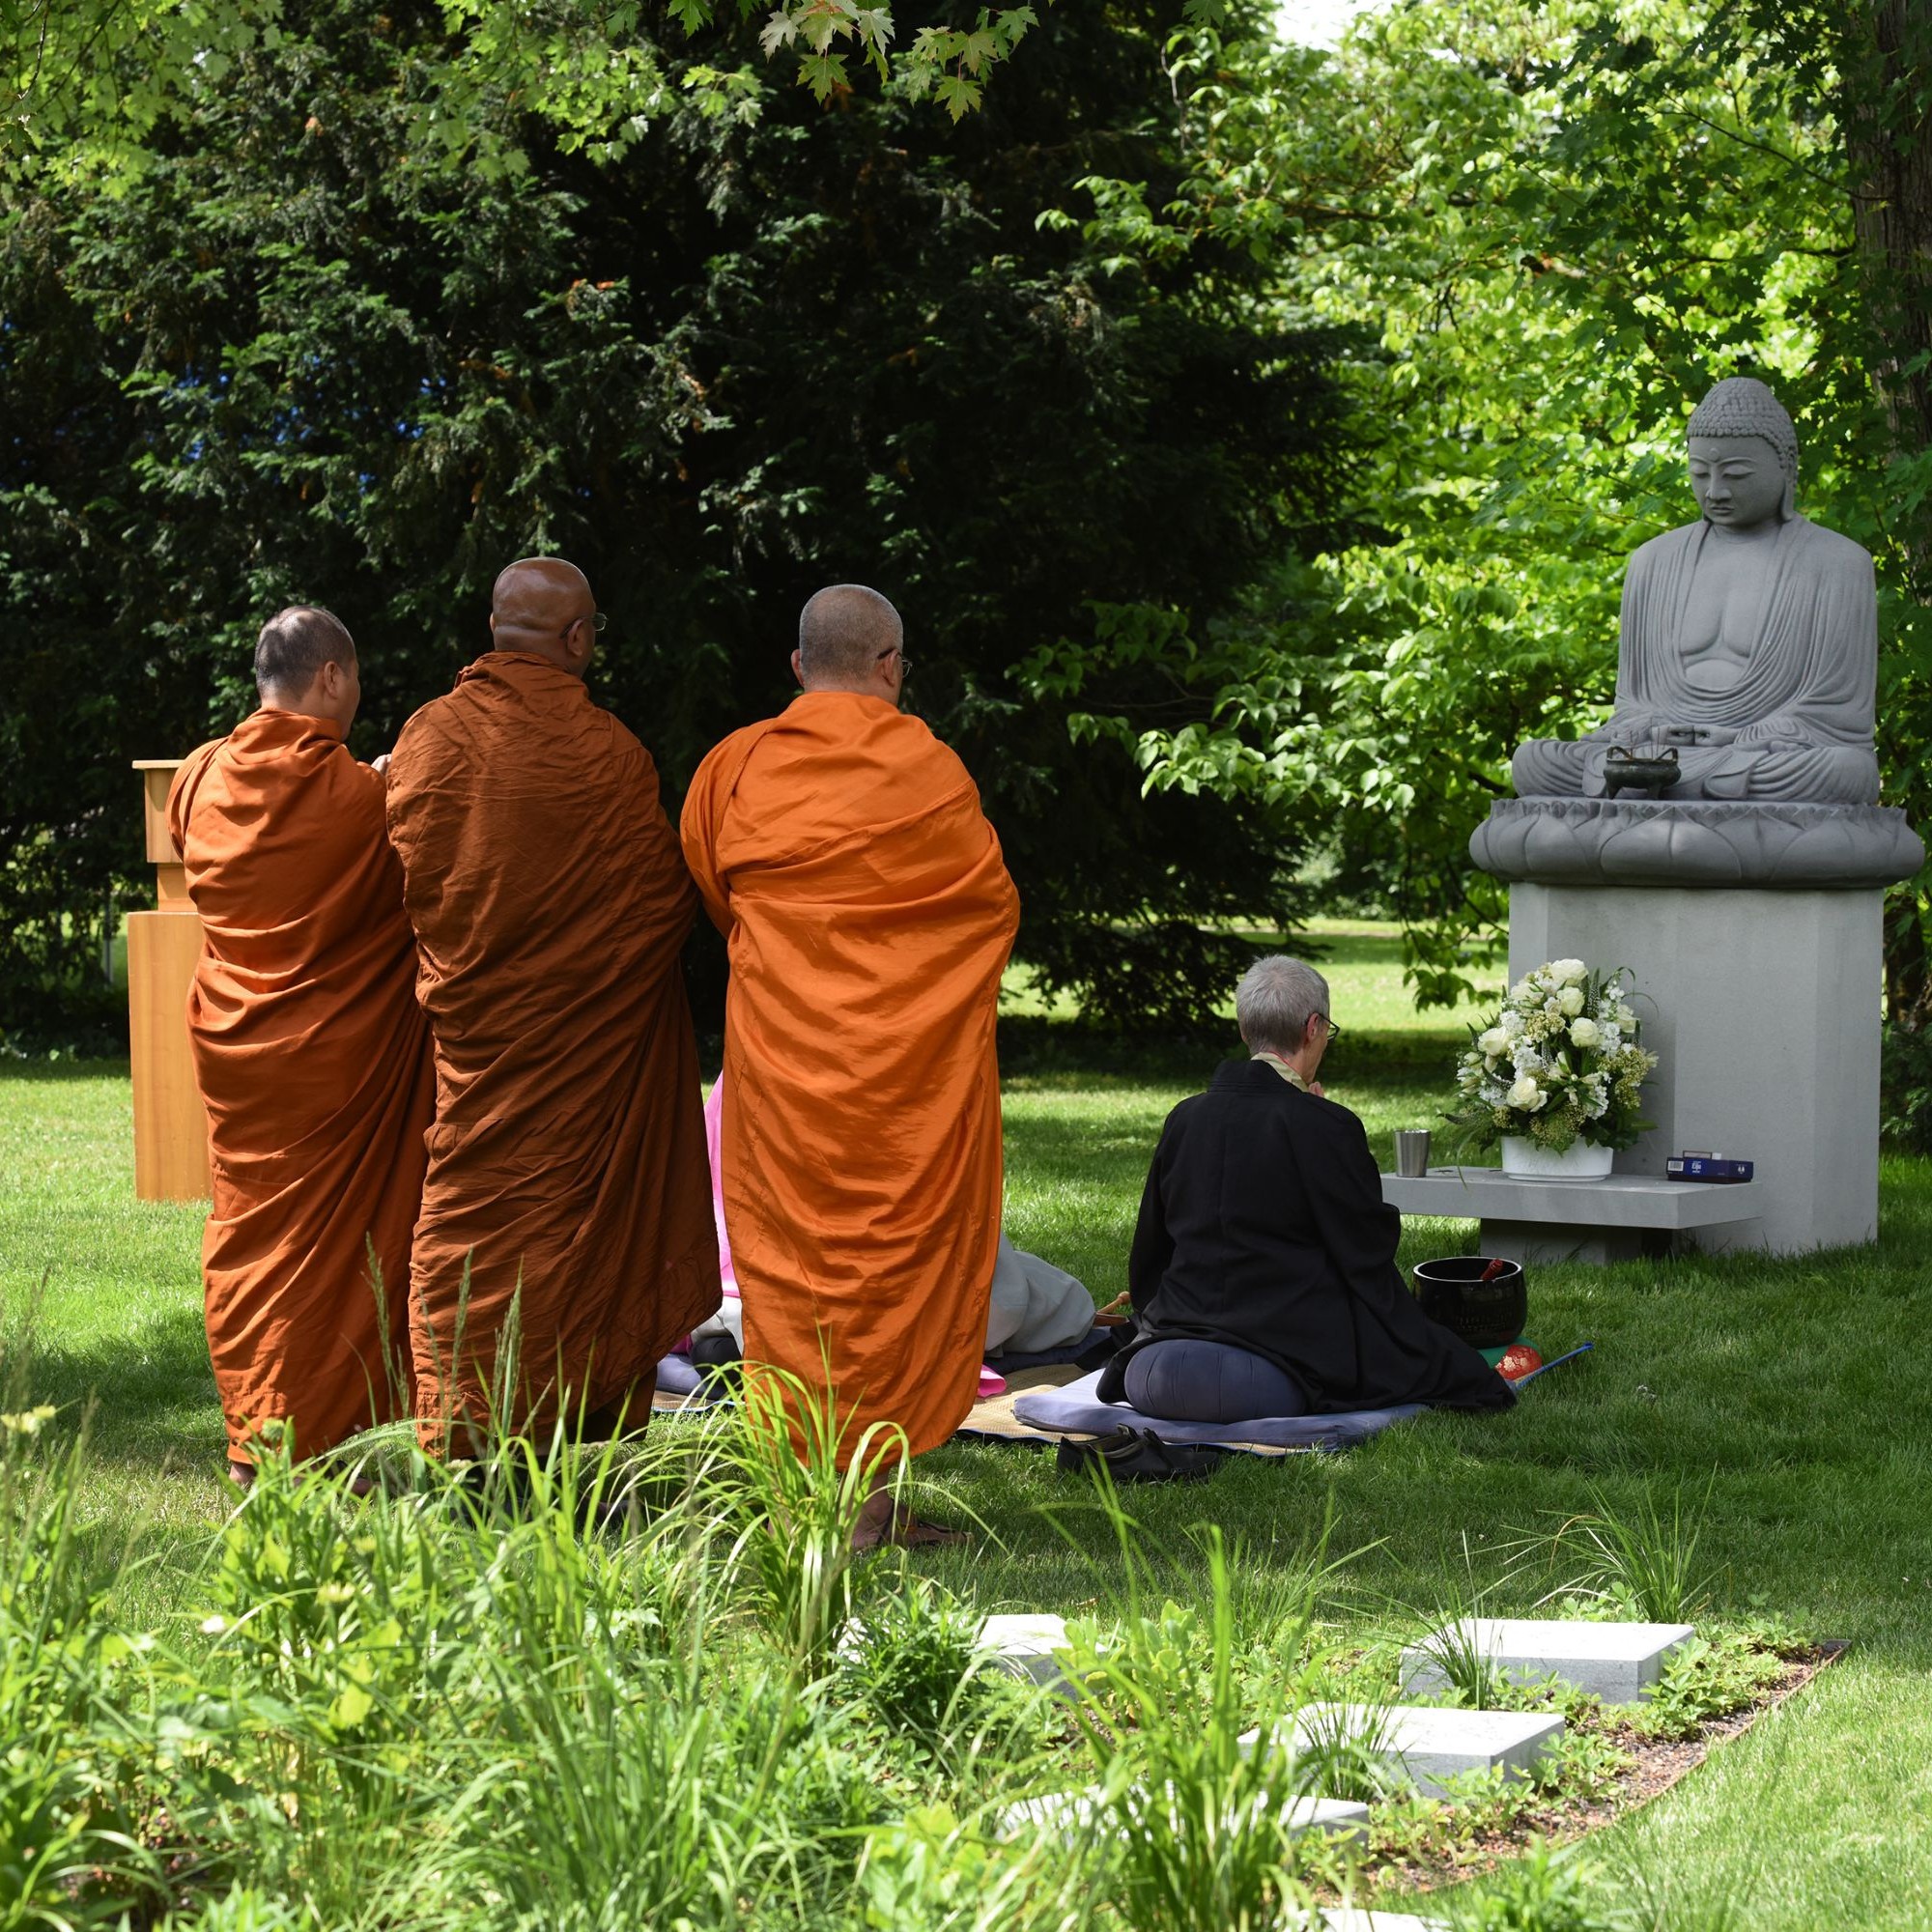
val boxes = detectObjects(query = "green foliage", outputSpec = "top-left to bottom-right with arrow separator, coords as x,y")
5,0 -> 1056,176
1522,1723 -> 1634,1804
1442,1838 -> 1611,1932
1549,1478 -> 1719,1623
713,1362 -> 908,1674
1623,1627 -> 1790,1743
1042,0 -> 1932,1008
840,1572 -> 990,1748
1881,1017 -> 1932,1147
0,1356 -> 162,1930
1052,1523 -> 1328,1929
1,0 -> 1354,1037
853,1803 -> 1083,1932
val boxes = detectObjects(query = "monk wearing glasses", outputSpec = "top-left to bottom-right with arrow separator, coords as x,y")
385,557 -> 717,1449
682,585 -> 1019,1546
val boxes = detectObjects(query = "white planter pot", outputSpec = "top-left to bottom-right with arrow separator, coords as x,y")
1500,1136 -> 1614,1181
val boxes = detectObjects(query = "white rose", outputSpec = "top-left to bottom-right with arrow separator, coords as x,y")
1553,958 -> 1588,985
1558,986 -> 1585,1016
1569,1016 -> 1601,1048
1507,1076 -> 1541,1109
1479,1027 -> 1510,1057
1509,979 -> 1534,1005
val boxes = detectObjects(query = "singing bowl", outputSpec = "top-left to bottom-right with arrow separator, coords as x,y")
1410,1256 -> 1527,1349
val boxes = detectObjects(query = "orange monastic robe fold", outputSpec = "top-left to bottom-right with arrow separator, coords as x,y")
167,710 -> 434,1463
680,692 -> 1021,1463
384,652 -> 718,1440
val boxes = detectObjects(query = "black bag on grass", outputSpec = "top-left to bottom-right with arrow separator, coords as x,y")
1056,1425 -> 1228,1484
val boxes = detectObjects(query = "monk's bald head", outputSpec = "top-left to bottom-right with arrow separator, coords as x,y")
256,606 -> 355,697
254,606 -> 360,729
796,585 -> 904,697
490,556 -> 600,676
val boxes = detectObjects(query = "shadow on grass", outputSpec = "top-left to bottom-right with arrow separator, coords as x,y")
0,1055 -> 134,1084
33,1300 -> 222,1468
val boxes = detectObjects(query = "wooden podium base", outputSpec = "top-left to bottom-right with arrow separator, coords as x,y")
128,908 -> 210,1202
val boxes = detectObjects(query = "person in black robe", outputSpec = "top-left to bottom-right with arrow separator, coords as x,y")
1097,956 -> 1514,1421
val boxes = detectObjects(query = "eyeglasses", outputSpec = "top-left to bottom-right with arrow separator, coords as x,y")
1315,1013 -> 1341,1042
561,611 -> 609,639
876,646 -> 910,679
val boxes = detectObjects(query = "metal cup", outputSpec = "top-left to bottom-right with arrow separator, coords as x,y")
1395,1129 -> 1432,1178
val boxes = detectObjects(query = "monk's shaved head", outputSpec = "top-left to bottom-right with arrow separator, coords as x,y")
255,606 -> 355,697
490,556 -> 599,677
798,584 -> 902,689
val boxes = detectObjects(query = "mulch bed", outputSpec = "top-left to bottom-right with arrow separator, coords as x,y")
1366,1640 -> 1848,1900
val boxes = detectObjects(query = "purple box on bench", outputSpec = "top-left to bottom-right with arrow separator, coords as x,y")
1664,1155 -> 1753,1183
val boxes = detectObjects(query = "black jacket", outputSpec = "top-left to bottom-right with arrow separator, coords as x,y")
1099,1060 -> 1514,1414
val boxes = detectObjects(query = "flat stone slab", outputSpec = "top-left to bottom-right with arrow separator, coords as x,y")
1005,1788 -> 1368,1842
1380,1168 -> 1758,1230
1321,1914 -> 1447,1932
1321,1913 -> 1447,1932
977,1613 -> 1074,1693
1281,1795 -> 1372,1841
1241,1703 -> 1563,1799
1402,1618 -> 1696,1705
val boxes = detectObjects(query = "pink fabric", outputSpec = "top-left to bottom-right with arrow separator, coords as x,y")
978,1366 -> 1008,1400
703,1075 -> 740,1293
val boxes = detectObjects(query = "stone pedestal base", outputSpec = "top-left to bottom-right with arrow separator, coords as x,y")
1508,885 -> 1882,1254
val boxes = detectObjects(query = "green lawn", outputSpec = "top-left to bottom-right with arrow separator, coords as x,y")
6,923 -> 1932,1925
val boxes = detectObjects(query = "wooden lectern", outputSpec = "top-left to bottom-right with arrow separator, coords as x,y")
128,760 -> 211,1201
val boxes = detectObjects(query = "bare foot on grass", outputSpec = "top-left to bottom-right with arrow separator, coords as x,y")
851,1478 -> 971,1550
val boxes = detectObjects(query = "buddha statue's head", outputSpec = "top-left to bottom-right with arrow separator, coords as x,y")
1684,376 -> 1799,530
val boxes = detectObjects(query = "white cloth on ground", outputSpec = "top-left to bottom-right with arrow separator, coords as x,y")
985,1236 -> 1095,1355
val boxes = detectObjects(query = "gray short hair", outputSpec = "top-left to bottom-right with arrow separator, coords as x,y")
1236,954 -> 1329,1055
798,583 -> 901,685
254,606 -> 354,695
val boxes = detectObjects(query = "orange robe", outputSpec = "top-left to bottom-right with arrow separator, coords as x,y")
680,692 -> 1021,1463
384,651 -> 718,1441
167,711 -> 433,1464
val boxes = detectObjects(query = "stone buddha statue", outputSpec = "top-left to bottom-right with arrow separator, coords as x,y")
1513,377 -> 1880,806
1471,376 -> 1921,886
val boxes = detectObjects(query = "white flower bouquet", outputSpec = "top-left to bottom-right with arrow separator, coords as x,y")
1452,959 -> 1658,1153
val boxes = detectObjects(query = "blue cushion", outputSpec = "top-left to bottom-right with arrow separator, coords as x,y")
1123,1338 -> 1308,1423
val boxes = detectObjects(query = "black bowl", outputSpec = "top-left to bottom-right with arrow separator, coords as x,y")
1603,751 -> 1681,797
1411,1256 -> 1527,1349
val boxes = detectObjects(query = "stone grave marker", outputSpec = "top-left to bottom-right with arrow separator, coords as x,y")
1320,1911 -> 1446,1932
1003,1786 -> 1369,1842
977,1613 -> 1075,1695
1401,1617 -> 1695,1704
1241,1703 -> 1563,1800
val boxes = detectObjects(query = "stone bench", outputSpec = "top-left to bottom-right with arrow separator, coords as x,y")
1380,1167 -> 1761,1264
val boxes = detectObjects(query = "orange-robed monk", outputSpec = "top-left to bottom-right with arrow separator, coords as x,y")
385,557 -> 718,1446
167,608 -> 434,1483
681,584 -> 1021,1544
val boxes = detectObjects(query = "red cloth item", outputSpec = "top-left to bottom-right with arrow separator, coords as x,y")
1497,1343 -> 1544,1382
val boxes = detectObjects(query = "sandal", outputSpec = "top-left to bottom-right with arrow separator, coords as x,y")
854,1501 -> 973,1550
1056,1425 -> 1228,1485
